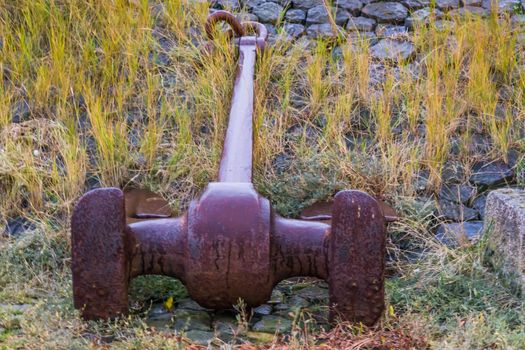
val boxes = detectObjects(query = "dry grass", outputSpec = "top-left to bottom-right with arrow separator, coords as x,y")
1,0 -> 525,349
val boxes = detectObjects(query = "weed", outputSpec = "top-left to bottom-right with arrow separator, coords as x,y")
0,1 -> 524,348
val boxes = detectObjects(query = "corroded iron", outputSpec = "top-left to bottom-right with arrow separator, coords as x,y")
71,11 -> 389,326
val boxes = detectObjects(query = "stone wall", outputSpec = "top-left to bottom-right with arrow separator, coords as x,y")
211,0 -> 523,44
484,189 -> 525,296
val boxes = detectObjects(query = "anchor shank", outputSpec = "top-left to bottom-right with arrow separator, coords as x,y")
218,41 -> 257,183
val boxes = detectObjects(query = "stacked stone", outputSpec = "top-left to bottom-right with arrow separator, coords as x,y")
211,0 -> 525,60
432,157 -> 519,247
144,282 -> 330,346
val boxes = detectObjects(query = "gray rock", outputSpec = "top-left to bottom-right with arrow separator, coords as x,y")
286,124 -> 320,143
437,200 -> 479,222
361,2 -> 409,23
213,317 -> 238,341
3,217 -> 35,237
11,100 -> 30,123
161,73 -> 177,89
439,184 -> 476,205
83,173 -> 101,190
470,161 -> 514,188
448,6 -> 489,16
401,0 -> 425,9
347,16 -> 376,31
285,8 -> 306,23
435,0 -> 460,10
442,161 -> 465,183
507,149 -> 521,169
370,39 -> 415,60
149,303 -> 170,316
306,23 -> 338,39
252,315 -> 293,333
293,0 -> 323,10
306,305 -> 330,324
473,194 -> 487,218
253,2 -> 283,24
405,7 -> 443,28
511,14 -> 525,27
335,0 -> 364,15
177,298 -> 209,311
185,330 -> 215,346
0,304 -> 31,314
237,12 -> 259,22
283,23 -> 306,38
146,312 -> 173,329
462,0 -> 482,5
415,171 -> 430,192
375,24 -> 407,38
345,133 -> 373,150
307,5 -> 330,24
468,133 -> 491,154
267,289 -> 284,304
348,31 -> 379,45
254,304 -> 273,315
436,221 -> 484,246
482,0 -> 521,12
213,312 -> 238,338
215,0 -> 241,10
335,9 -> 352,26
272,153 -> 292,175
245,0 -> 266,10
484,189 -> 525,295
265,23 -> 278,35
368,62 -> 391,84
271,0 -> 292,6
273,302 -> 291,311
172,309 -> 212,331
245,331 -> 276,343
433,19 -> 456,31
287,295 -> 310,309
296,286 -> 328,302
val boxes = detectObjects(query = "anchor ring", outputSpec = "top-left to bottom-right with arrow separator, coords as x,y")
205,11 -> 268,47
205,10 -> 246,40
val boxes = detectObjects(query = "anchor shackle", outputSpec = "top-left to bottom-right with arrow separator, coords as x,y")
205,10 -> 267,50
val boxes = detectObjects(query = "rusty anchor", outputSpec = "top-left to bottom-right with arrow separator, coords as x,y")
71,11 -> 390,326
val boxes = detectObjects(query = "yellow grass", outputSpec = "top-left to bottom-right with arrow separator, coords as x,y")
0,1 -> 524,348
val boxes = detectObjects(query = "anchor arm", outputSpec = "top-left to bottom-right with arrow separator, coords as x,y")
127,217 -> 188,281
271,216 -> 330,282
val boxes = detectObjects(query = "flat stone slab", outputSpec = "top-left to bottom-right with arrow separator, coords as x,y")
362,2 -> 408,23
484,189 -> 525,296
436,221 -> 483,246
252,315 -> 293,333
370,39 -> 415,60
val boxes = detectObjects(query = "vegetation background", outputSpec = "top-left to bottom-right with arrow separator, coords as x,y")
0,0 -> 524,348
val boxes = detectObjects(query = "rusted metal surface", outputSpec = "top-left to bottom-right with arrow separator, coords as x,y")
71,11 -> 389,327
329,191 -> 386,325
124,189 -> 172,224
71,188 -> 129,320
300,197 -> 399,223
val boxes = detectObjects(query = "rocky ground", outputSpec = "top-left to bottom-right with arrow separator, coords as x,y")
212,0 -> 525,60
141,280 -> 331,346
